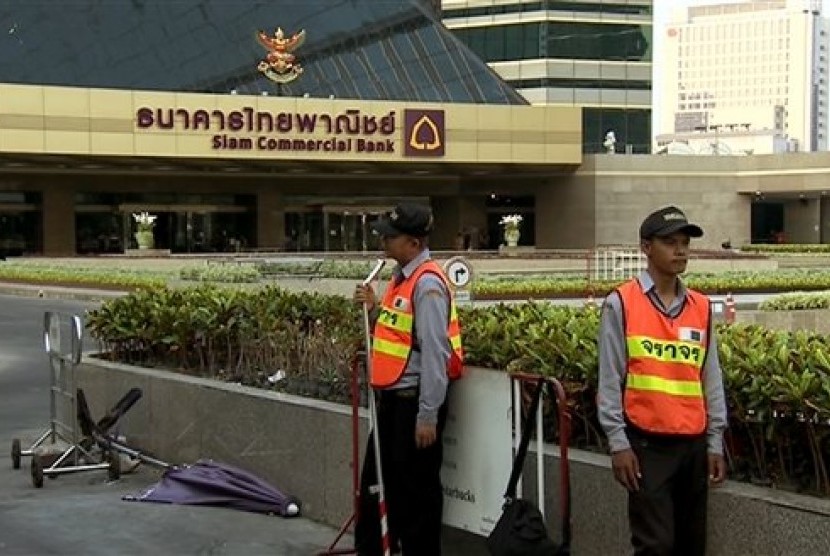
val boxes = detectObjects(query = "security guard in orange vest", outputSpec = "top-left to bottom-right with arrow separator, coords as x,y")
353,203 -> 463,556
598,206 -> 727,556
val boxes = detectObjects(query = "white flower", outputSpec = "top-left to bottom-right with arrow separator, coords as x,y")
132,212 -> 157,231
499,214 -> 523,229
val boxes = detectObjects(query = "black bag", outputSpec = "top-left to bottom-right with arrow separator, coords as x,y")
486,498 -> 558,556
486,377 -> 571,556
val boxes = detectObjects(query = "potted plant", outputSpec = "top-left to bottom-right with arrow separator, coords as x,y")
499,214 -> 523,247
132,212 -> 157,249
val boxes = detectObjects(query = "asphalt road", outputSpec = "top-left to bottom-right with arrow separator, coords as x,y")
0,295 -> 93,442
0,295 -> 350,556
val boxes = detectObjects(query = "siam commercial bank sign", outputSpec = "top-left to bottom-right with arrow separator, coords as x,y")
135,106 -> 445,158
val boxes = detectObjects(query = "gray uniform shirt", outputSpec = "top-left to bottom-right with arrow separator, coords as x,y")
377,249 -> 451,426
597,271 -> 728,455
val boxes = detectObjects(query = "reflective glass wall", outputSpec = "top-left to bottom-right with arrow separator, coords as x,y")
0,191 -> 41,256
0,0 -> 524,105
452,21 -> 651,63
74,192 -> 256,254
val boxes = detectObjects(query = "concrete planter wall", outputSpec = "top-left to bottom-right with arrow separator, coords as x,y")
737,308 -> 830,334
76,359 -> 830,555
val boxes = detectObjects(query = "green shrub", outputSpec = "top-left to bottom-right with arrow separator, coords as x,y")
0,263 -> 166,289
471,270 -> 830,298
179,263 -> 261,283
86,285 -> 362,402
760,292 -> 830,311
88,289 -> 830,496
740,244 -> 830,254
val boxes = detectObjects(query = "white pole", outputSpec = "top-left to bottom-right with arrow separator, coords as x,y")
361,259 -> 390,556
513,378 -> 522,497
536,384 -> 545,518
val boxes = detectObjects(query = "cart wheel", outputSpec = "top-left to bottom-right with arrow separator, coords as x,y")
107,452 -> 121,482
11,438 -> 21,469
31,456 -> 44,488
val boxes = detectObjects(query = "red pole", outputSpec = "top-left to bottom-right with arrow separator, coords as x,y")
318,349 -> 363,555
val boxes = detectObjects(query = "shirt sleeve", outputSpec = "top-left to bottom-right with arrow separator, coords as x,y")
703,324 -> 728,455
413,273 -> 451,425
597,292 -> 631,453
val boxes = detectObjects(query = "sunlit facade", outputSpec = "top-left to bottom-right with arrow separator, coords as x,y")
657,0 -> 830,154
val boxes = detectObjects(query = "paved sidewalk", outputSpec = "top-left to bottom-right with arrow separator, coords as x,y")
2,431 -> 353,555
3,432 -> 481,555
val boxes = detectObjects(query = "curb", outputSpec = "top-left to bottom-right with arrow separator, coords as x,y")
0,283 -> 127,302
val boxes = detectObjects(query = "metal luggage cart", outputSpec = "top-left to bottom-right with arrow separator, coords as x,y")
10,311 -> 117,487
508,372 -> 573,551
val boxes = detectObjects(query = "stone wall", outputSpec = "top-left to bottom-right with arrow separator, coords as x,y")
75,360 -> 830,555
534,152 -> 830,250
736,308 -> 830,334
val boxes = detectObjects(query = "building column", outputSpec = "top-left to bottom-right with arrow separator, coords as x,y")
785,198 -> 820,243
534,174 -> 596,249
257,189 -> 285,250
430,195 -> 487,250
42,187 -> 75,256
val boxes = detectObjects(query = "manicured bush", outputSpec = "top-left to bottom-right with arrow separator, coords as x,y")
0,263 -> 166,289
741,244 -> 830,254
179,263 -> 261,283
472,270 -> 830,298
86,285 -> 362,402
759,291 -> 830,311
88,287 -> 830,496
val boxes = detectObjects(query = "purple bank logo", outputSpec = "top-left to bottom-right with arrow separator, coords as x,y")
403,109 -> 445,157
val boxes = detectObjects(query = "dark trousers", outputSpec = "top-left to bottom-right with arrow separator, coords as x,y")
355,391 -> 448,556
627,429 -> 709,556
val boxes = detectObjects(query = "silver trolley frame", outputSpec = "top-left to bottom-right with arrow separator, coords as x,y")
10,311 -> 117,487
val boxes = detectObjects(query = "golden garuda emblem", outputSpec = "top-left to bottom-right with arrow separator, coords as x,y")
256,27 -> 306,84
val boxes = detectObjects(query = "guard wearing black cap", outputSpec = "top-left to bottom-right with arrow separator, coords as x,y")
353,203 -> 464,556
597,206 -> 727,555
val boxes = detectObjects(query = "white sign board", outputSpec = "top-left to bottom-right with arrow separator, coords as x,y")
443,256 -> 473,289
454,289 -> 472,306
441,368 -> 512,536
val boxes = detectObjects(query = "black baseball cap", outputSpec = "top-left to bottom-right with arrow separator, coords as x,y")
372,203 -> 434,237
639,206 -> 704,240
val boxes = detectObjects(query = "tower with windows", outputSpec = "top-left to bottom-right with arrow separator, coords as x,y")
443,0 -> 653,153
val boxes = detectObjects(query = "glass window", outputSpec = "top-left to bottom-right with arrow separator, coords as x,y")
1,0 -> 525,104
458,21 -> 639,62
583,108 -> 651,154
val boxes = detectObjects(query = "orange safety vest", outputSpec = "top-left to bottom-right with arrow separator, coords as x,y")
617,279 -> 710,436
370,260 -> 464,388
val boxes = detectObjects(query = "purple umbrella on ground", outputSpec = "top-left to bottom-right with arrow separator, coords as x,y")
125,459 -> 301,517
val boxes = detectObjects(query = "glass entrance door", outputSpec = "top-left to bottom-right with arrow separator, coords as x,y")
325,209 -> 385,252
285,205 -> 391,252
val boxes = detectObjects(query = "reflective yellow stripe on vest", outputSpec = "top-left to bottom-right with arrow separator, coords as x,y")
372,337 -> 410,359
626,336 -> 705,367
626,374 -> 704,397
376,308 -> 414,333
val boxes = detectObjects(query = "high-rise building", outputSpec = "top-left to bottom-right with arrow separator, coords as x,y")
442,0 -> 653,153
657,0 -> 830,155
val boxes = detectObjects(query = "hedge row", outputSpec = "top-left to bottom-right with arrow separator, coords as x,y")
86,285 -> 830,497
